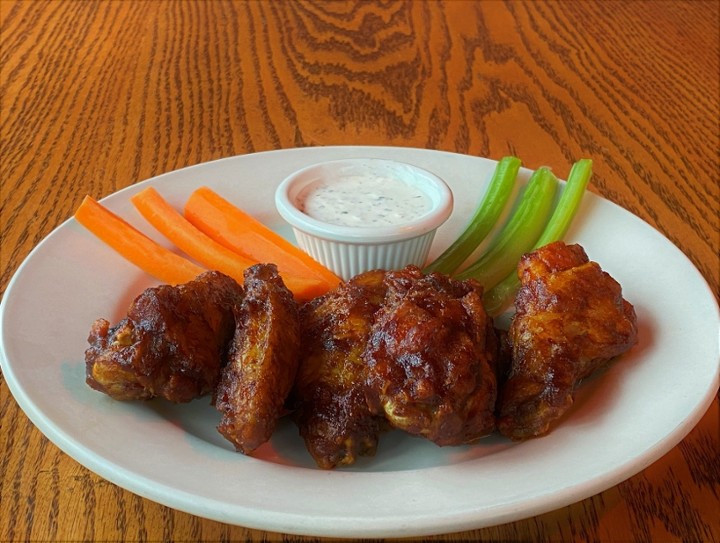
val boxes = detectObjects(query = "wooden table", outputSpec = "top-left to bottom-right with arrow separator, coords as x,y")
1,1 -> 718,541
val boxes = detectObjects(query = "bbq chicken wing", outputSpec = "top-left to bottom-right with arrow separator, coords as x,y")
291,269 -> 389,469
85,271 -> 243,403
498,241 -> 638,440
364,266 -> 498,446
215,264 -> 302,454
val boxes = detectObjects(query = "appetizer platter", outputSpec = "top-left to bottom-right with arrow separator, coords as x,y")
1,146 -> 718,538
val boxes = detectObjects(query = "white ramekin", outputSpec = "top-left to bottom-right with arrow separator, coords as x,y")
274,158 -> 453,281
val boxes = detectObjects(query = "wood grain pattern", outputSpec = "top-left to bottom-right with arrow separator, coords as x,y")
1,1 -> 718,541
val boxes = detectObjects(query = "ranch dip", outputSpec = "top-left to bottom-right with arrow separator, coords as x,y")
298,175 -> 433,227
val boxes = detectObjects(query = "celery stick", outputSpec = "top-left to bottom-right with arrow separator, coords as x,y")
482,159 -> 592,316
455,167 -> 558,289
423,156 -> 521,275
482,271 -> 522,317
534,159 -> 592,246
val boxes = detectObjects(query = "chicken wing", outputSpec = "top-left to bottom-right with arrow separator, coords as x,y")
85,271 -> 243,403
364,266 -> 498,446
498,241 -> 638,440
291,269 -> 389,469
214,264 -> 301,454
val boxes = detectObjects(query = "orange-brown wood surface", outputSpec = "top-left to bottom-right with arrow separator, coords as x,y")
1,1 -> 718,541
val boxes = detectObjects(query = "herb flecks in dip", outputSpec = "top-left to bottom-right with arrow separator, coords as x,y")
298,175 -> 432,228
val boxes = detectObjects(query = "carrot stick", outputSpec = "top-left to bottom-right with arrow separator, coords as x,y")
74,195 -> 206,285
184,186 -> 341,291
131,187 -> 327,300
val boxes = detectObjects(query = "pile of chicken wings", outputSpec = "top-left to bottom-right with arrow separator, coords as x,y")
85,241 -> 638,468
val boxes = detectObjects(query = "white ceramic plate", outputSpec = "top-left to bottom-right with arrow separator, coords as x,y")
1,147 -> 718,538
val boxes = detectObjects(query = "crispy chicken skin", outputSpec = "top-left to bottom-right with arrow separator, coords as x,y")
215,264 -> 301,454
364,266 -> 498,446
498,241 -> 638,440
291,269 -> 389,469
85,271 -> 243,403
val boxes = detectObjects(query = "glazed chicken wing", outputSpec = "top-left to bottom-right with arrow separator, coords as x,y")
85,271 -> 243,403
498,241 -> 638,440
291,269 -> 389,469
364,266 -> 498,446
215,264 -> 302,454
